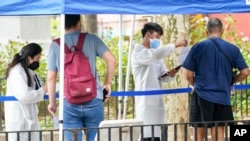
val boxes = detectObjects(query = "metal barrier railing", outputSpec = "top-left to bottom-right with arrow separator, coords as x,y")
0,129 -> 58,141
0,76 -> 250,133
0,75 -> 135,130
0,84 -> 250,131
1,120 -> 249,141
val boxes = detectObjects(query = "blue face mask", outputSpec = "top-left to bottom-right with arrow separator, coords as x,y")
150,38 -> 160,49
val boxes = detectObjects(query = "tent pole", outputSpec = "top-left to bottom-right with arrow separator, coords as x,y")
123,14 -> 136,119
117,14 -> 123,120
59,14 -> 65,141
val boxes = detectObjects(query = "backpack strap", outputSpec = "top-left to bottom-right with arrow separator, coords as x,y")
53,38 -> 71,54
75,33 -> 87,52
53,32 -> 87,53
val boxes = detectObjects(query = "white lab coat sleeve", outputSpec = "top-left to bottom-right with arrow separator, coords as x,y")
153,44 -> 175,60
159,60 -> 175,83
134,44 -> 175,65
9,68 -> 44,104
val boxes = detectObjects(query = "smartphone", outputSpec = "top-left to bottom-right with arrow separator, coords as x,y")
103,89 -> 108,102
161,73 -> 168,78
174,65 -> 182,71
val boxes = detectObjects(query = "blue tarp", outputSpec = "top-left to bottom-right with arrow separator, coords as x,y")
0,0 -> 250,15
0,0 -> 61,15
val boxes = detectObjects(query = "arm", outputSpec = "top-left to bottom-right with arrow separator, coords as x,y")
233,48 -> 250,83
174,39 -> 188,48
46,42 -> 59,115
135,40 -> 188,65
10,69 -> 45,103
47,71 -> 57,114
133,44 -> 175,65
235,68 -> 250,83
184,68 -> 194,86
102,50 -> 116,99
182,44 -> 196,86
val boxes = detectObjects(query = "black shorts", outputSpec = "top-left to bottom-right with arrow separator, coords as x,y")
190,91 -> 234,128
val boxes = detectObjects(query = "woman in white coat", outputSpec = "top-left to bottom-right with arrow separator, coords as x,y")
131,22 -> 187,141
4,43 -> 47,141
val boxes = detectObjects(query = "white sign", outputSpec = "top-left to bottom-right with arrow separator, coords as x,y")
178,46 -> 190,65
234,129 -> 247,136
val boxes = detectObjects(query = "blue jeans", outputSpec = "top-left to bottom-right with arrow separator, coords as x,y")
63,98 -> 104,141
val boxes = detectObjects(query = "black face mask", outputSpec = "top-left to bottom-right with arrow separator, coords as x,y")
28,61 -> 40,70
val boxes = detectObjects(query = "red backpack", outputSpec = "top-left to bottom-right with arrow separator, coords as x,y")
53,33 -> 97,104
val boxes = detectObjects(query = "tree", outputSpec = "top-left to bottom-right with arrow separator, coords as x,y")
154,14 -> 190,141
81,15 -> 98,34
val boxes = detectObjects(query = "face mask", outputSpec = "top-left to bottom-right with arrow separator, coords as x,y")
150,38 -> 160,49
28,61 -> 39,70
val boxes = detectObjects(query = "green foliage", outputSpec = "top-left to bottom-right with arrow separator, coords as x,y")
0,40 -> 48,95
0,40 -> 26,78
189,14 -> 207,46
39,115 -> 54,130
96,27 -> 137,119
231,91 -> 250,119
0,40 -> 27,95
50,16 -> 60,39
96,27 -> 130,86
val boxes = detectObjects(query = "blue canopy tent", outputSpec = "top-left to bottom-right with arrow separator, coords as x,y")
0,0 -> 250,15
0,0 -> 250,140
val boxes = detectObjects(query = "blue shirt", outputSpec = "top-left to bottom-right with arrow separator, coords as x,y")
46,31 -> 108,100
183,37 -> 248,105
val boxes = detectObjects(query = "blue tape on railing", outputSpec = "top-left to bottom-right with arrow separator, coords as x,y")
0,93 -> 60,102
0,96 -> 17,101
110,87 -> 192,96
0,84 -> 250,102
234,84 -> 250,90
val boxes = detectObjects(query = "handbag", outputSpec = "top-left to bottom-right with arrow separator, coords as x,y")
209,38 -> 238,85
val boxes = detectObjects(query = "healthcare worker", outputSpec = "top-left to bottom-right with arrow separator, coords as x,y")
4,43 -> 47,141
131,22 -> 187,141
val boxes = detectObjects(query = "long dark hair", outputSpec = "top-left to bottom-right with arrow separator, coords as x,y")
5,43 -> 42,87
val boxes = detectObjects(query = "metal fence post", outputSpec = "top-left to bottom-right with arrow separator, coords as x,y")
161,125 -> 168,141
71,129 -> 78,141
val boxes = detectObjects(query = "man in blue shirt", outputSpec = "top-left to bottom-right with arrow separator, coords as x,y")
183,18 -> 249,141
46,14 -> 116,141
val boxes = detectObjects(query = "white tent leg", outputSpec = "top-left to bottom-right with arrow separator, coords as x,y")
123,14 -> 136,120
59,14 -> 65,141
117,14 -> 123,120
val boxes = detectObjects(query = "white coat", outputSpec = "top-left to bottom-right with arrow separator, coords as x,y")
4,63 -> 45,141
131,44 -> 175,138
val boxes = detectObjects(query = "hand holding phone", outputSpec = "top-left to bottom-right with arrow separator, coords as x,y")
103,88 -> 108,102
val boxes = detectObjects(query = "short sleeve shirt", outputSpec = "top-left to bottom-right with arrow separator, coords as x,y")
183,37 -> 248,105
46,31 -> 109,99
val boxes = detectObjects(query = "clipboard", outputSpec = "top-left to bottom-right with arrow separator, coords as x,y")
160,65 -> 182,78
160,46 -> 189,78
